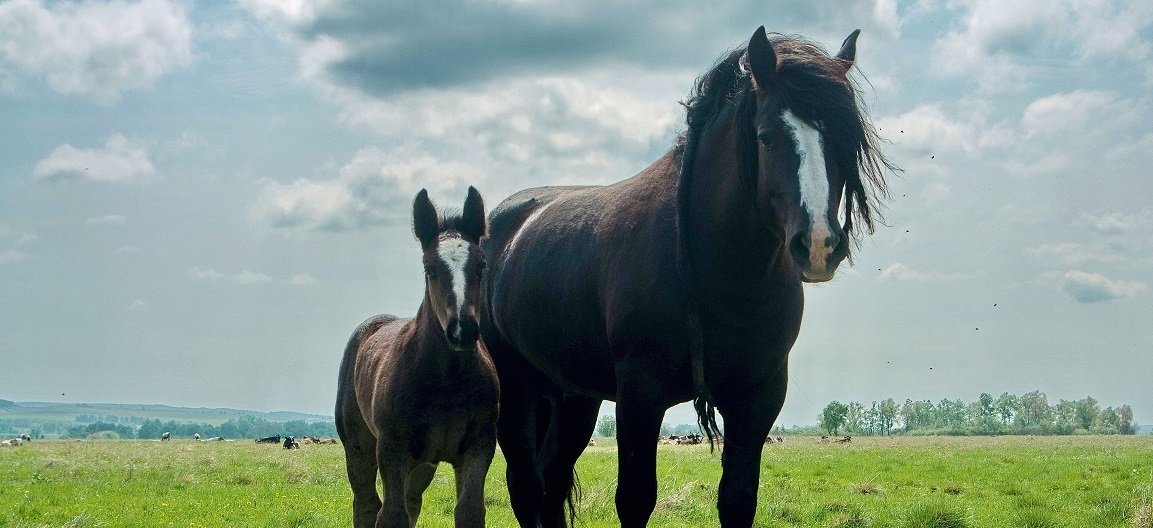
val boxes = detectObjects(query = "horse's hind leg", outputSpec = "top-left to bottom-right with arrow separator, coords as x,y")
540,395 -> 601,528
404,462 -> 437,527
498,386 -> 547,527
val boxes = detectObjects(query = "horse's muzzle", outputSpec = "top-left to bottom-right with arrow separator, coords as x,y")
790,230 -> 847,283
446,315 -> 480,351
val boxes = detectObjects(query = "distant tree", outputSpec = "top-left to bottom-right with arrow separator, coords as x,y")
1117,405 -> 1135,435
995,392 -> 1018,425
596,414 -> 616,438
1015,390 -> 1052,431
978,393 -> 995,418
820,401 -> 849,436
136,419 -> 165,439
1094,407 -> 1120,434
878,398 -> 898,436
1074,396 -> 1100,431
844,401 -> 865,434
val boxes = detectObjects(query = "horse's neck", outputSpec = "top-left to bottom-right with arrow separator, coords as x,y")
683,121 -> 794,309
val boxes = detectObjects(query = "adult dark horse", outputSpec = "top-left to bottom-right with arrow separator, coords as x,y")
481,27 -> 891,527
336,187 -> 500,528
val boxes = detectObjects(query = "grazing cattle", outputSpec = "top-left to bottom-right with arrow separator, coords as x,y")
588,439 -> 597,447
818,435 -> 831,444
20,434 -> 31,442
776,436 -> 784,443
283,436 -> 300,449
336,187 -> 500,528
256,435 -> 282,444
478,26 -> 890,528
193,433 -> 200,441
161,432 -> 171,441
2,438 -> 22,447
835,436 -> 852,444
202,436 -> 224,442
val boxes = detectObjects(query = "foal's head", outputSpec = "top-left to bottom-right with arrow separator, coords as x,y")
413,187 -> 487,351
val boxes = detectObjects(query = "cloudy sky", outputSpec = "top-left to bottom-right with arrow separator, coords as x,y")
1,0 -> 1151,428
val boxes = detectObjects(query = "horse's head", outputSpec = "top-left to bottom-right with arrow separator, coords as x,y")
745,27 -> 866,283
413,186 -> 487,351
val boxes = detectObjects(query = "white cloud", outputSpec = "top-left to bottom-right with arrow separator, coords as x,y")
287,273 -> 315,286
878,262 -> 968,282
125,299 -> 148,311
1060,270 -> 1146,303
251,146 -> 487,231
1020,91 -> 1121,141
931,0 -> 1153,92
1077,212 -> 1151,235
876,105 -> 978,156
188,266 -> 225,281
1029,243 -> 1122,267
34,135 -> 155,184
0,249 -> 31,265
86,215 -> 127,226
0,0 -> 194,103
232,270 -> 272,285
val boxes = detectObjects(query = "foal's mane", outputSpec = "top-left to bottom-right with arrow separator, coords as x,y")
675,33 -> 894,242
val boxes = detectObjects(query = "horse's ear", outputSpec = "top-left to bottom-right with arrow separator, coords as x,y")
835,29 -> 861,74
461,186 -> 486,241
413,189 -> 439,248
747,26 -> 779,90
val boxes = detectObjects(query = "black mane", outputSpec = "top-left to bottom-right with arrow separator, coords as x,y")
676,34 -> 894,242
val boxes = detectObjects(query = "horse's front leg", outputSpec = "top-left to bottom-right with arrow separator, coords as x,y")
614,386 -> 666,527
715,372 -> 786,527
377,441 -> 416,528
453,432 -> 498,528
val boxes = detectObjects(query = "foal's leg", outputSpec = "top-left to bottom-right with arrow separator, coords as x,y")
453,432 -> 497,528
540,395 -> 601,528
614,387 -> 666,528
377,440 -> 416,528
404,462 -> 437,527
715,370 -> 786,527
336,401 -> 382,528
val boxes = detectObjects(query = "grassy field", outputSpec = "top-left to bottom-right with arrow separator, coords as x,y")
1,435 -> 1150,527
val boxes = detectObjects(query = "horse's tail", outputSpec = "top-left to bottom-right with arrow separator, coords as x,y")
565,467 -> 582,528
688,312 -> 723,451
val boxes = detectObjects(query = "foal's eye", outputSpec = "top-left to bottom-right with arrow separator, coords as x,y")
424,267 -> 437,279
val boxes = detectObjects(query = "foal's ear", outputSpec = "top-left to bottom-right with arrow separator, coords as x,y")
413,189 -> 440,248
835,29 -> 861,74
747,26 -> 779,90
461,186 -> 487,242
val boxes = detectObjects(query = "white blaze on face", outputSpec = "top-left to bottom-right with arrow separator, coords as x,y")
437,237 -> 470,318
781,109 -> 834,272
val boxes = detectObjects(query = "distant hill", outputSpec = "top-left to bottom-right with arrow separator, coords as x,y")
1137,424 -> 1153,435
0,400 -> 332,428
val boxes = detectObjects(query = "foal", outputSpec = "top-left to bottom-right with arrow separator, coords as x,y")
336,187 -> 499,528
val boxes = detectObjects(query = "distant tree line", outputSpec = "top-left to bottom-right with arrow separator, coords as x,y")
52,416 -> 338,440
818,391 -> 1136,437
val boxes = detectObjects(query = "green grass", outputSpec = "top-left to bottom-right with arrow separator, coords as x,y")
1,436 -> 1150,527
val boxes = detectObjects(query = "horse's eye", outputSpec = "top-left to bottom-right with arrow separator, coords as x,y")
424,267 -> 437,279
757,134 -> 773,151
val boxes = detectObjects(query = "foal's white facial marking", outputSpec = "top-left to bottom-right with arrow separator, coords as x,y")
781,110 -> 834,272
437,237 -> 471,319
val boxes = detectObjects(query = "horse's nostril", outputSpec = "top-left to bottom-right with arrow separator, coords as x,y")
790,234 -> 809,264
